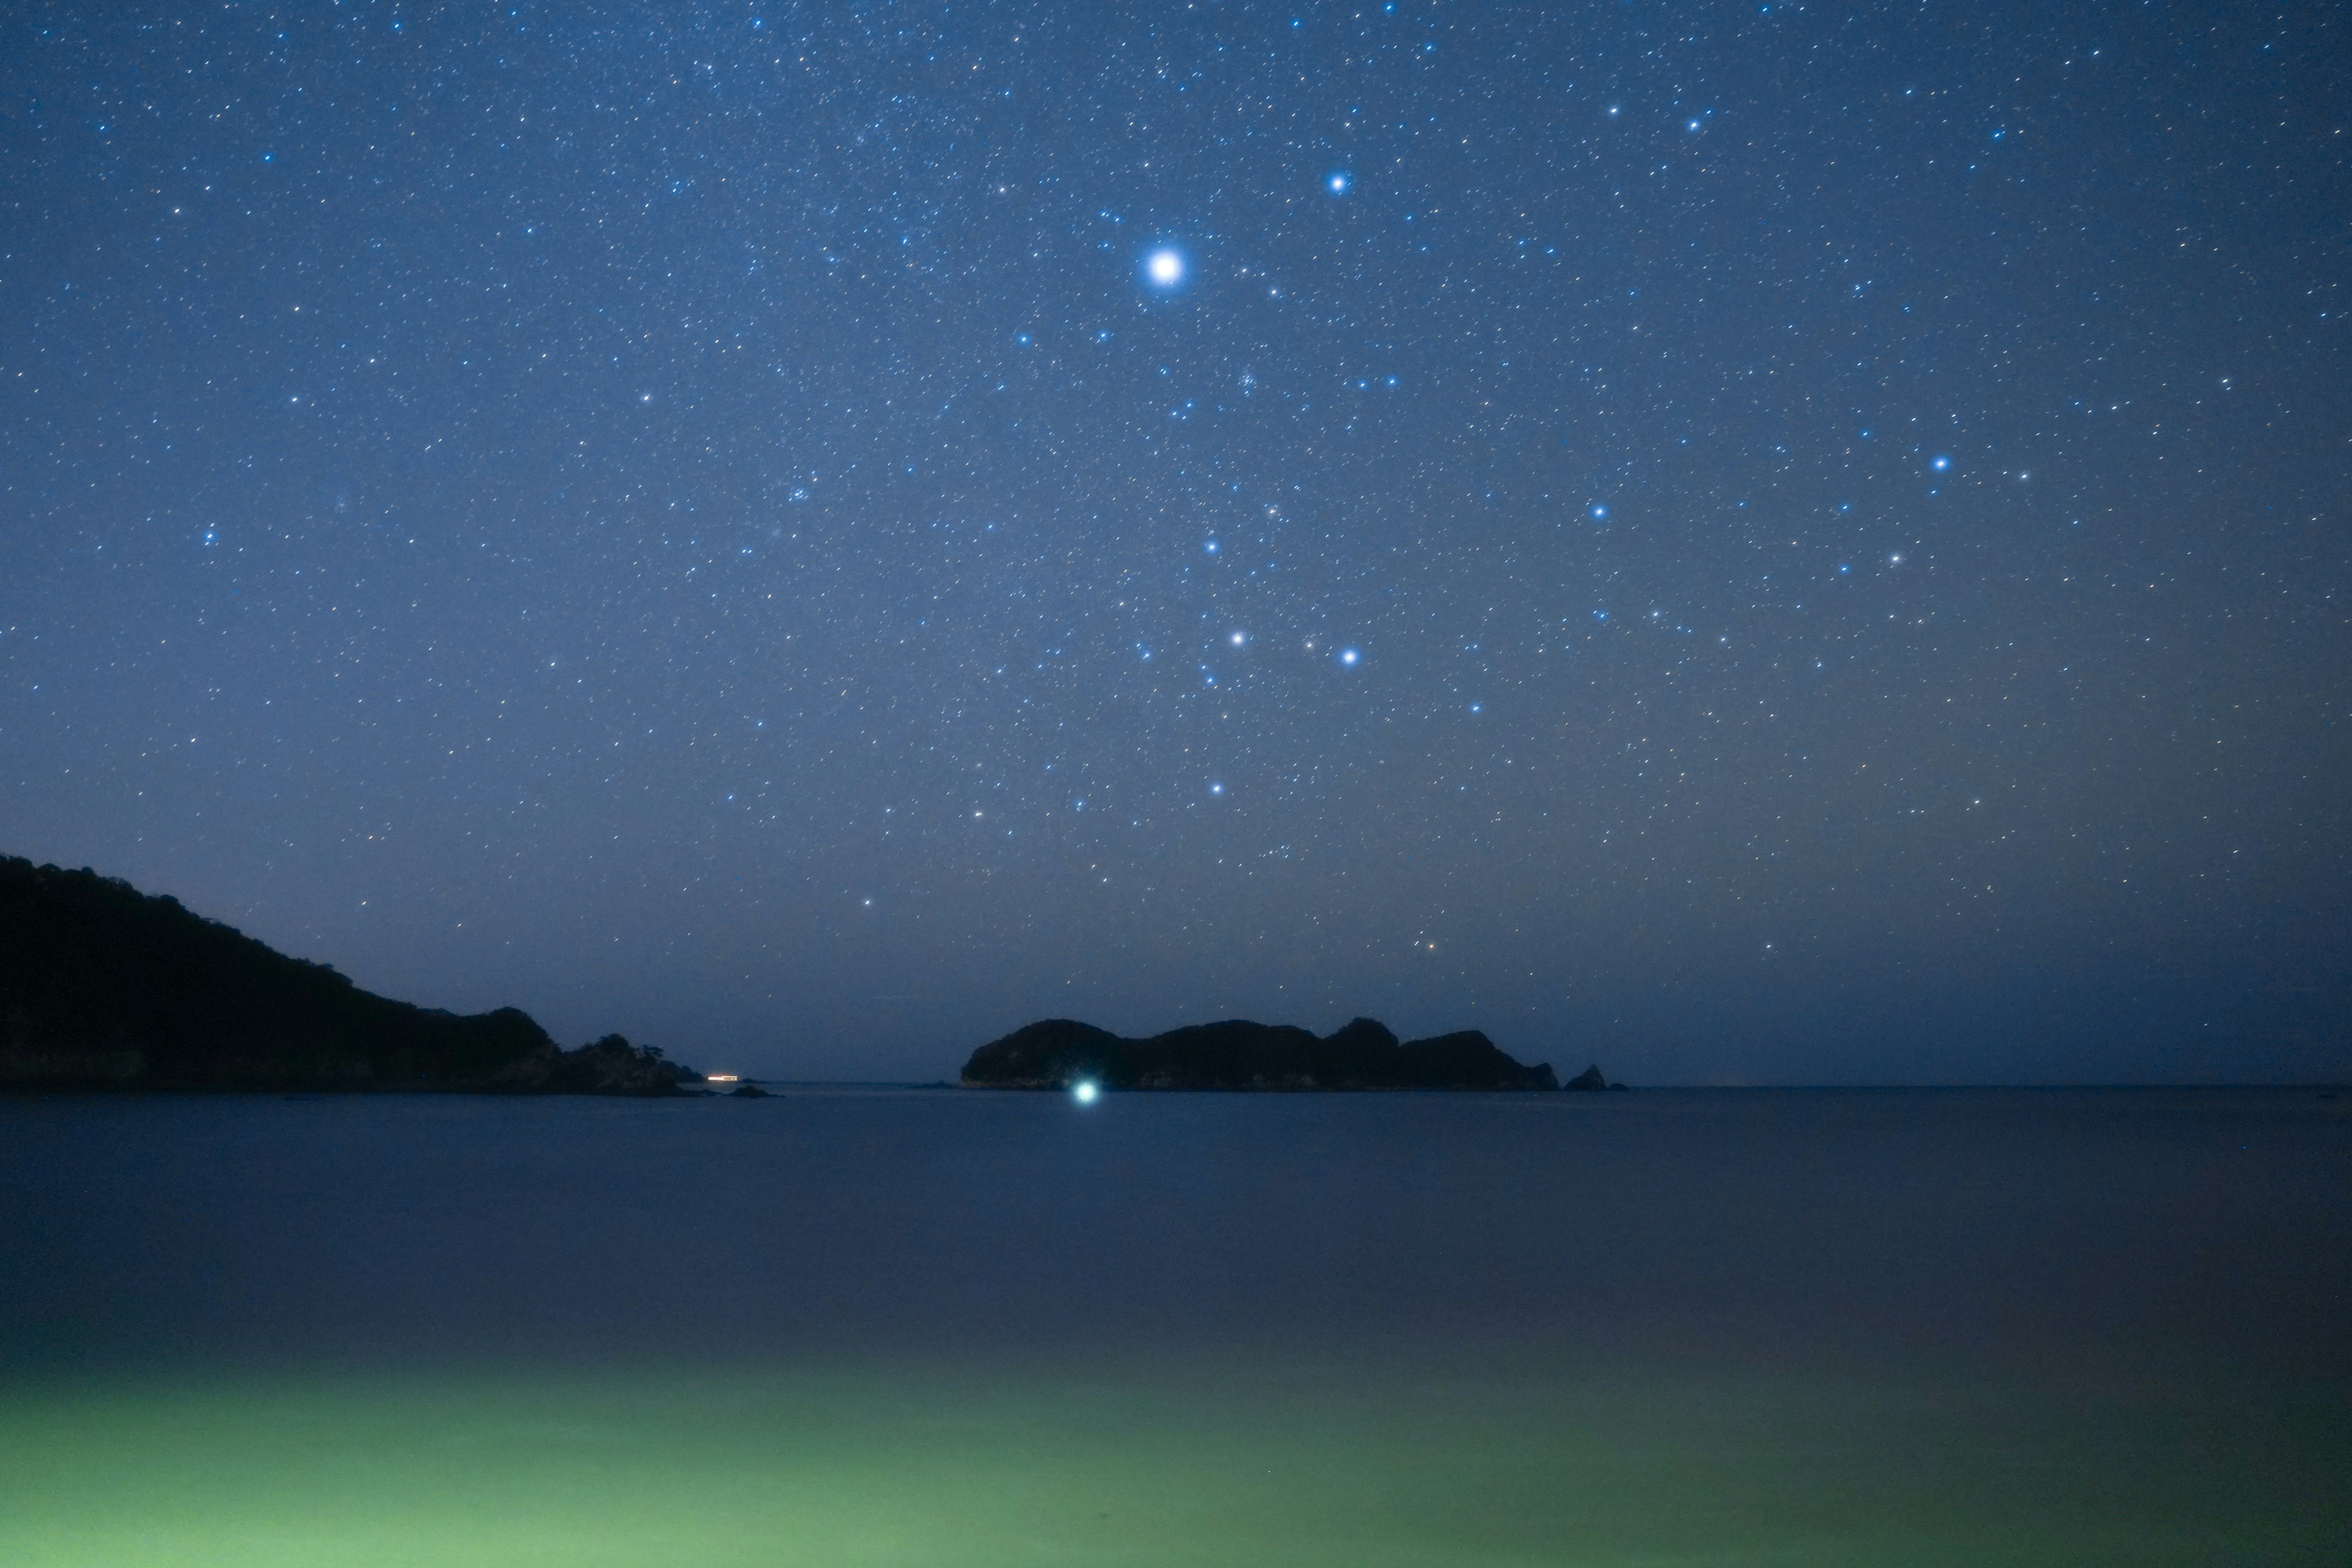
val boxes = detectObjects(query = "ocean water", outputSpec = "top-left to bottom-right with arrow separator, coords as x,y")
2,1087 -> 2346,1564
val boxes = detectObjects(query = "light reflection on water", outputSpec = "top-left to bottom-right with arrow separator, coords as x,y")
4,1353 -> 2345,1566
2,1088 -> 2347,1563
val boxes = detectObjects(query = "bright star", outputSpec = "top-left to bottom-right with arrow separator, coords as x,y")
1146,248 -> 1185,285
1327,172 -> 1351,194
1340,647 -> 1360,666
1931,454 -> 1951,470
1229,630 -> 1246,646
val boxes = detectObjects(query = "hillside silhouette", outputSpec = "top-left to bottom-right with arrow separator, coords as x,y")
0,856 -> 692,1093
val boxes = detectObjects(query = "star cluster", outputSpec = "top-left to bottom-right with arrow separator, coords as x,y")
2,1 -> 2345,1080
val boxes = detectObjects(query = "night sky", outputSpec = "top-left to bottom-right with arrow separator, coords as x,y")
3,1 -> 2345,1084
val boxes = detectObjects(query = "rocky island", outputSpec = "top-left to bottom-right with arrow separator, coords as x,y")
0,856 -> 698,1094
960,1016 -> 1585,1091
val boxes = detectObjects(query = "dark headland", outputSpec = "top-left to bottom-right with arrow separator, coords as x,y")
962,1017 -> 1615,1091
0,856 -> 698,1093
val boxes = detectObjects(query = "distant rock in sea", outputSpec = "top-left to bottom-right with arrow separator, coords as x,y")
1562,1064 -> 1627,1091
960,1016 -> 1559,1091
0,855 -> 697,1094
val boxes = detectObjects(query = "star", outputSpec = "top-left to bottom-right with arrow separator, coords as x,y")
1145,247 -> 1184,286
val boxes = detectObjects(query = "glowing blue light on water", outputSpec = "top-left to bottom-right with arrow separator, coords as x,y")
1072,1080 -> 1100,1104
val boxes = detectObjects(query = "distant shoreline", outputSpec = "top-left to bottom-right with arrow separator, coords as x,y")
9,1080 -> 2339,1096
1,858 -> 698,1096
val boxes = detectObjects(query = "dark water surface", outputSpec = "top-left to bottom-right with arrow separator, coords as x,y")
4,1088 -> 2346,1564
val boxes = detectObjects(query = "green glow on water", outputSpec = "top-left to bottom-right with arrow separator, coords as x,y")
2,1353 -> 2343,1566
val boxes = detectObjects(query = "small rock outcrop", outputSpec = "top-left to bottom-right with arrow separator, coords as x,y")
488,1034 -> 701,1097
960,1016 -> 1559,1091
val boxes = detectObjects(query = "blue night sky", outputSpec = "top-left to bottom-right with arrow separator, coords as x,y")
2,1 -> 2345,1082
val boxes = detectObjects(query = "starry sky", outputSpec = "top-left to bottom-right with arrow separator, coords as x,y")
3,1 -> 2346,1084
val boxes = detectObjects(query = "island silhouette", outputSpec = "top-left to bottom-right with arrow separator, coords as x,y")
4,854 -> 1622,1095
0,856 -> 696,1093
961,1017 -> 1605,1091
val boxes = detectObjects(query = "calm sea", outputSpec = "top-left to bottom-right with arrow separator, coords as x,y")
2,1087 -> 2346,1564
